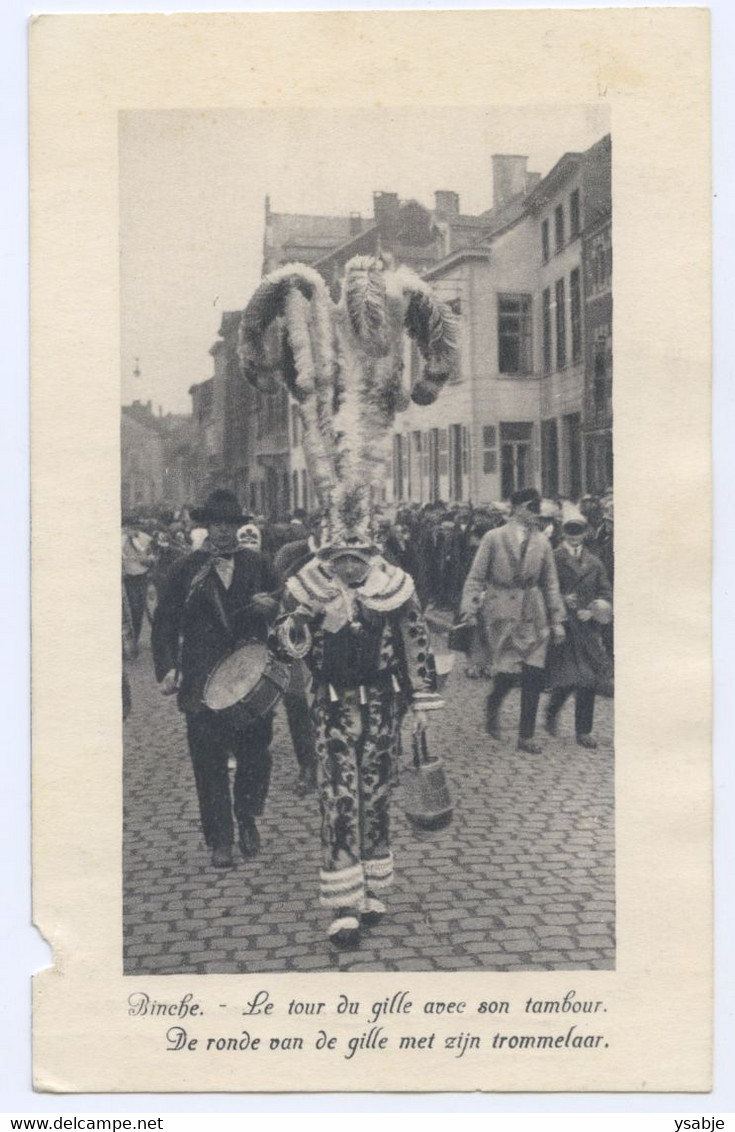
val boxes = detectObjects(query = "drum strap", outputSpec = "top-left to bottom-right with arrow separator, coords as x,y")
208,576 -> 237,645
186,561 -> 237,645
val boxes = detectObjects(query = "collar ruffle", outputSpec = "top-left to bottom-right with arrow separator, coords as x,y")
286,554 -> 415,620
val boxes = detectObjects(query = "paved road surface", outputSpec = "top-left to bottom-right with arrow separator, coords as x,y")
123,622 -> 614,974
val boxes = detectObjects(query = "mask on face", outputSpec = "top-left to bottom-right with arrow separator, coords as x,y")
330,554 -> 371,586
208,526 -> 239,556
237,523 -> 262,552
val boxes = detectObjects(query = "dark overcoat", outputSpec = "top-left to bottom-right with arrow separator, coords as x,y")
151,549 -> 277,714
589,522 -> 614,584
547,544 -> 613,689
443,521 -> 474,610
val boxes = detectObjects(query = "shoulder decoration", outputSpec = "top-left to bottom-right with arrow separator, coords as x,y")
354,558 -> 416,613
284,556 -> 416,635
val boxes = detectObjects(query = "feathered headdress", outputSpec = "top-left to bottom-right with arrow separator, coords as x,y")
238,255 -> 458,552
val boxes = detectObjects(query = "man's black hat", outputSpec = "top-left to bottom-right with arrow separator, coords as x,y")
509,487 -> 541,513
191,489 -> 249,525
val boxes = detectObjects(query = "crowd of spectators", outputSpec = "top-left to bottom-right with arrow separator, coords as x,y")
122,491 -> 614,629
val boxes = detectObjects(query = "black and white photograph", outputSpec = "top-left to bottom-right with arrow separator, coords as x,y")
120,106 -> 616,975
28,6 -> 715,1098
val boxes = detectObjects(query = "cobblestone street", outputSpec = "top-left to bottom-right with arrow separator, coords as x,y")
123,620 -> 614,975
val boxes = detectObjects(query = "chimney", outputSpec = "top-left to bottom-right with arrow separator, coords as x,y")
525,171 -> 541,193
434,191 -> 460,219
492,155 -> 529,209
373,191 -> 400,236
349,211 -> 363,236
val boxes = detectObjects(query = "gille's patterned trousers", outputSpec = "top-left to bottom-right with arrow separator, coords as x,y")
312,685 -> 398,911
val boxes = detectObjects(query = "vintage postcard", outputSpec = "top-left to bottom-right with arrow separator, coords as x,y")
30,10 -> 711,1092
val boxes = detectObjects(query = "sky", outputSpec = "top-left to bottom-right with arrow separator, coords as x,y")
120,105 -> 610,414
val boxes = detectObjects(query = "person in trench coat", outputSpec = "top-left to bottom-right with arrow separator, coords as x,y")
545,514 -> 613,748
460,487 -> 566,753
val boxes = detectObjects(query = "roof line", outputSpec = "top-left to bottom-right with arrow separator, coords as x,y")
312,223 -> 380,268
474,208 -> 529,246
422,246 -> 491,278
268,211 -> 367,223
524,152 -> 584,209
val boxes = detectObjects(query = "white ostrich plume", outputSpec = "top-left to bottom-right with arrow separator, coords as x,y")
238,255 -> 459,549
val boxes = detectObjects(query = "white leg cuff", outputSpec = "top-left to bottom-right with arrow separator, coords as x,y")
319,862 -> 365,909
363,854 -> 394,893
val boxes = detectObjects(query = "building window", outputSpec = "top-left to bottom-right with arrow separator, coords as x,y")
500,422 -> 533,500
593,340 -> 607,416
393,434 -> 404,501
291,404 -> 300,447
255,391 -> 264,439
497,294 -> 532,375
541,419 -> 559,498
587,227 -> 613,297
542,288 -> 552,374
410,431 -> 423,503
446,425 -> 457,500
403,432 -> 411,499
570,189 -> 580,237
541,219 -> 550,263
570,267 -> 582,363
555,278 -> 567,369
277,387 -> 289,434
292,470 -> 299,508
482,425 -> 497,475
585,434 -> 613,496
204,422 -> 217,457
421,430 -> 430,503
438,429 -> 448,478
554,204 -> 565,252
562,412 -> 583,499
198,382 -> 214,422
301,469 -> 308,512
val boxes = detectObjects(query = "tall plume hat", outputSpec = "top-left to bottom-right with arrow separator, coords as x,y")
238,256 -> 459,553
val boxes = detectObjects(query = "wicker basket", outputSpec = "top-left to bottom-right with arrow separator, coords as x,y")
403,730 -> 453,831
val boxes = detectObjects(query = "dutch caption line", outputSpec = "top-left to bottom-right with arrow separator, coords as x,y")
128,988 -> 609,1059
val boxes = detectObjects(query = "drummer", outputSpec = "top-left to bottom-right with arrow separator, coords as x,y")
151,489 -> 279,869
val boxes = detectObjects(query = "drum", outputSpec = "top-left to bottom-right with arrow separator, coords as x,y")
202,640 -> 291,729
